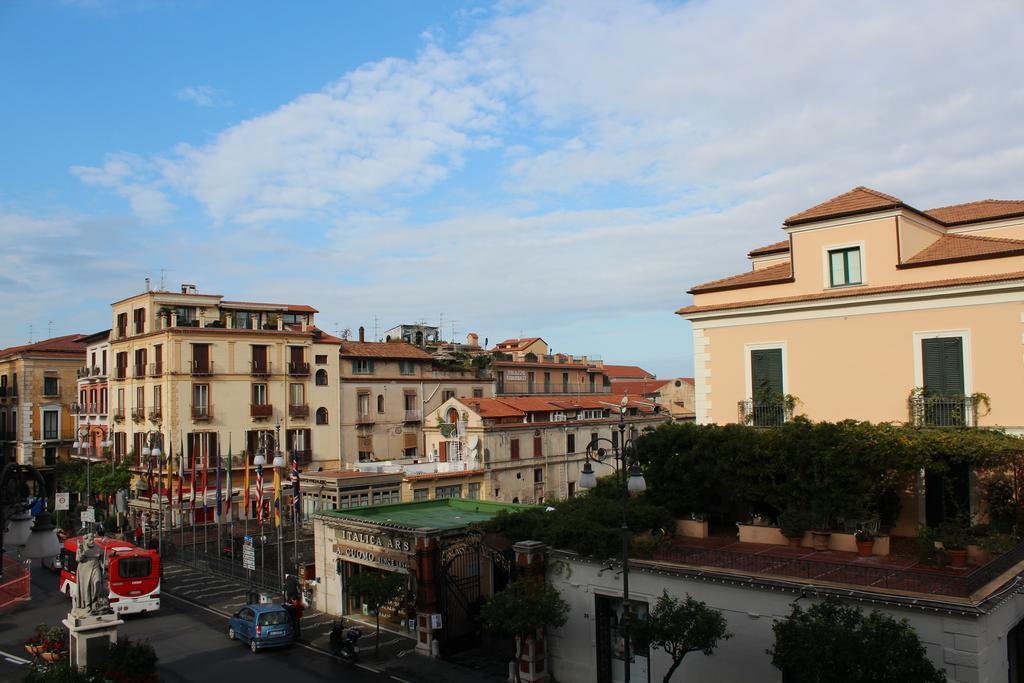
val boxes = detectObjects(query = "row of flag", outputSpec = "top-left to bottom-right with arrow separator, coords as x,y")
144,436 -> 301,527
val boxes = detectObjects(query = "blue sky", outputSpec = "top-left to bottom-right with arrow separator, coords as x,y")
2,0 -> 1023,377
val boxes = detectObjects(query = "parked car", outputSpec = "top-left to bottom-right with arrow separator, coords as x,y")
228,604 -> 294,652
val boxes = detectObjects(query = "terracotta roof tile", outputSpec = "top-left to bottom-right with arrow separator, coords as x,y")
491,337 -> 545,352
604,365 -> 655,379
611,380 -> 671,396
688,261 -> 792,294
454,398 -> 525,418
678,270 -> 1024,315
901,234 -> 1024,267
784,187 -> 903,226
339,340 -> 433,360
220,300 -> 318,313
924,199 -> 1024,226
747,240 -> 790,257
0,334 -> 86,360
312,328 -> 343,345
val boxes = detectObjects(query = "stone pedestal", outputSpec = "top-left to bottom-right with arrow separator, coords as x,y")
63,614 -> 123,671
513,541 -> 550,683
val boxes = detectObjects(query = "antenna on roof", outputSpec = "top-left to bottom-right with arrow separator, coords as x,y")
159,268 -> 167,291
28,324 -> 33,344
450,320 -> 457,344
48,321 -> 54,338
373,317 -> 380,342
439,313 -> 444,339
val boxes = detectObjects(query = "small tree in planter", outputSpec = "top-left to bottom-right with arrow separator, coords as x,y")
778,508 -> 814,547
769,597 -> 945,683
346,571 -> 406,657
633,590 -> 732,683
854,528 -> 875,557
940,518 -> 973,568
480,578 -> 569,683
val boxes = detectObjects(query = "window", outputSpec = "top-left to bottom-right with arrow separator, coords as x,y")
316,407 -> 328,425
568,481 -> 576,498
42,410 -> 58,440
533,435 -> 542,457
467,482 -> 480,500
828,246 -> 862,287
153,385 -> 161,412
552,411 -> 566,422
358,451 -> 372,462
290,383 -> 305,406
117,312 -> 128,337
404,447 -> 417,457
174,306 -> 196,324
232,310 -> 255,330
100,388 -> 107,413
315,354 -> 328,365
435,485 -> 462,499
404,393 -> 417,411
193,384 -> 209,408
44,447 -> 57,466
582,409 -> 602,420
442,389 -> 456,402
117,388 -> 125,412
117,557 -> 152,579
315,369 -> 328,386
611,430 -> 619,450
534,467 -> 543,483
473,387 -> 484,398
43,376 -> 59,396
567,433 -> 575,453
399,360 -> 416,375
413,488 -> 429,501
358,393 -> 370,416
510,438 -> 520,460
136,386 -> 145,410
252,383 -> 268,405
353,359 -> 373,375
750,348 -> 784,398
373,394 -> 383,414
133,307 -> 146,334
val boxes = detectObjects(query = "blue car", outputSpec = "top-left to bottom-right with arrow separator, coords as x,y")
228,604 -> 295,652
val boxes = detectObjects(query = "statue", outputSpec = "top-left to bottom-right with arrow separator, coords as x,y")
71,534 -> 111,618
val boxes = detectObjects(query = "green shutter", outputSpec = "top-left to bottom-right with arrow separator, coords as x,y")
751,349 -> 783,398
922,338 -> 964,396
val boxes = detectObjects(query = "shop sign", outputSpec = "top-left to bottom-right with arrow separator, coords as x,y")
506,370 -> 527,381
337,546 -> 409,572
334,529 -> 412,553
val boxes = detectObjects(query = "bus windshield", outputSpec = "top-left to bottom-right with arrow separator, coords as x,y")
116,557 -> 152,579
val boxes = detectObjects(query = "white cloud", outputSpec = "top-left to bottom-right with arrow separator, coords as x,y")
175,85 -> 230,108
71,153 -> 173,224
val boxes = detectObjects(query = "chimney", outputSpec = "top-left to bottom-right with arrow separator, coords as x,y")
467,332 -> 479,347
144,277 -> 151,292
358,326 -> 365,342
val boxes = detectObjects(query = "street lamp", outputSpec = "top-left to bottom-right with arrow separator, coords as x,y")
75,426 -> 93,520
142,431 -> 163,554
0,461 -> 62,577
578,396 -> 647,683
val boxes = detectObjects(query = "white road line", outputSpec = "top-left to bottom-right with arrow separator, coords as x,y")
0,650 -> 30,665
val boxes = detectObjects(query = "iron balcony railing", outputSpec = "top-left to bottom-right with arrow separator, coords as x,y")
148,407 -> 162,421
356,412 -> 374,425
909,395 -> 979,428
289,404 -> 309,418
114,367 -> 127,380
72,403 -> 85,415
113,408 -> 125,421
404,409 -> 422,422
288,361 -> 310,376
496,381 -> 611,395
133,364 -> 146,379
190,361 -> 213,376
292,449 -> 312,466
149,363 -> 163,377
131,408 -> 145,422
251,403 -> 273,418
738,400 -> 792,427
76,367 -> 92,378
250,361 -> 272,377
192,404 -> 212,420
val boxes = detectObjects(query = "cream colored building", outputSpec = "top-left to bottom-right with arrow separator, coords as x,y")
338,334 -> 493,465
107,284 -> 341,488
0,335 -> 86,478
678,186 -> 1024,431
73,329 -> 111,463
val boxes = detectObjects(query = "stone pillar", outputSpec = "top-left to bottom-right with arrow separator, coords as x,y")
514,540 -> 550,683
64,614 -> 122,671
414,536 -> 440,657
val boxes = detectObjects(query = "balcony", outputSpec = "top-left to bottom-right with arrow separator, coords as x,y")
88,402 -> 98,414
190,361 -> 213,376
0,431 -> 14,441
356,412 -> 374,425
909,394 -> 980,428
191,404 -> 212,421
148,407 -> 162,422
288,362 -> 310,377
131,408 -> 145,422
72,403 -> 85,415
404,409 -> 422,422
291,449 -> 312,466
149,363 -> 163,377
133,364 -> 146,379
113,408 -> 125,422
114,367 -> 127,381
250,361 -> 272,377
251,403 -> 273,419
496,381 -> 612,396
77,367 -> 92,379
116,325 -> 127,338
289,404 -> 309,418
92,366 -> 104,377
737,400 -> 792,427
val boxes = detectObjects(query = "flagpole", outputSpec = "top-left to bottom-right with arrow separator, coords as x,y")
216,440 -> 222,565
228,435 -> 234,571
203,435 -> 209,557
157,435 -> 164,558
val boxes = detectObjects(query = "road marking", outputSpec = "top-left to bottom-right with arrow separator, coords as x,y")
0,650 -> 30,665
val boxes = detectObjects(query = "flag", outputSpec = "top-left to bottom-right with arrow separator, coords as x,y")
189,435 -> 196,516
178,435 -> 184,509
255,464 -> 264,526
273,462 -> 282,528
225,435 -> 233,522
243,449 -> 250,521
146,454 -> 154,500
166,439 -> 173,505
201,436 -> 209,518
215,442 -> 223,523
291,456 -> 301,524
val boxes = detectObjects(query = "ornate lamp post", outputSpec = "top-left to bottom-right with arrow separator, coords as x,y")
141,431 -> 163,554
272,423 -> 285,593
0,461 -> 62,578
74,426 -> 94,521
578,396 -> 647,683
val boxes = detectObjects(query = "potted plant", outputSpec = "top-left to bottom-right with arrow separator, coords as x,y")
24,624 -> 47,656
941,521 -> 972,568
854,528 -> 875,557
810,526 -> 832,552
778,508 -> 811,547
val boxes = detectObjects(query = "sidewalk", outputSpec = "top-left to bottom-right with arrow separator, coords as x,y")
162,562 -> 509,683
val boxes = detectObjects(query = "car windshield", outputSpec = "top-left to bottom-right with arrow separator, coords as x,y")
258,611 -> 290,626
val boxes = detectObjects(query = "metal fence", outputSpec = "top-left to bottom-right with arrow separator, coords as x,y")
0,556 -> 30,610
908,395 -> 978,428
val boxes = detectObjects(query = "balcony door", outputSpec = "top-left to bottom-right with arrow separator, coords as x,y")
921,337 -> 965,426
193,344 -> 210,372
750,348 -> 784,427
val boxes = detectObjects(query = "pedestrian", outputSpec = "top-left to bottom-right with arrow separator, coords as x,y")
133,523 -> 143,547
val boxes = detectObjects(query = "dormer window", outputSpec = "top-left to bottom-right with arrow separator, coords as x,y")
828,246 -> 862,287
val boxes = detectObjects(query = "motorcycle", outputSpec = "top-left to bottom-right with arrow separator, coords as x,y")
329,622 -> 363,662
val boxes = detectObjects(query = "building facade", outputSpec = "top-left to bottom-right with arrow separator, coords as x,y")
491,338 -> 612,396
677,186 -> 1024,430
73,329 -> 111,464
106,284 -> 341,481
0,335 -> 86,477
338,335 -> 493,464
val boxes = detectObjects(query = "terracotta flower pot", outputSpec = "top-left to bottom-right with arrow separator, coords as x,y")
856,539 -> 874,557
786,536 -> 802,548
810,531 -> 831,551
41,651 -> 63,662
25,644 -> 42,656
947,548 -> 968,568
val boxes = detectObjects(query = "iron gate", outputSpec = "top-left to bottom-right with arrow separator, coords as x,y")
437,535 -> 515,656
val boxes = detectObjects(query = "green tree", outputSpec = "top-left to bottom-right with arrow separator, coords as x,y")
480,579 -> 569,683
633,590 -> 732,683
769,597 -> 945,682
92,462 -> 133,497
346,571 -> 406,657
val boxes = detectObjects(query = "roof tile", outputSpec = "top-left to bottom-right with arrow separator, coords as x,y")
0,334 -> 86,360
689,261 -> 792,294
924,199 -> 1024,226
901,233 -> 1024,267
339,340 -> 433,360
747,240 -> 790,257
784,186 -> 902,226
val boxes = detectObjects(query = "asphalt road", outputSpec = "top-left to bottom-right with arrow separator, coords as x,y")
0,562 -> 396,682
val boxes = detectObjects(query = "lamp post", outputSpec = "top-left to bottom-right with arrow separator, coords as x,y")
0,460 -> 62,578
272,423 -> 285,594
141,431 -> 163,554
578,396 -> 647,683
74,426 -> 93,525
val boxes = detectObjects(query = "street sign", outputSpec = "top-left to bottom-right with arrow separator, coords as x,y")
242,537 -> 256,571
430,613 -> 443,629
80,507 -> 95,523
55,493 -> 69,511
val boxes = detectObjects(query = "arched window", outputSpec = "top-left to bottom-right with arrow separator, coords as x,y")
315,369 -> 328,386
377,395 -> 385,413
316,407 -> 328,425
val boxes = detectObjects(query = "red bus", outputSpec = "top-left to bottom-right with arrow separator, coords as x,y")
59,536 -> 161,615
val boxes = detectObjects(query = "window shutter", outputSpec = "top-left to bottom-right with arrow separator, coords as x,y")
922,338 -> 964,396
368,360 -> 375,373
750,349 -> 783,397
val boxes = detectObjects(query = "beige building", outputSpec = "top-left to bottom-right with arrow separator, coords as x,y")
611,377 -> 696,421
678,186 -> 1024,431
107,284 -> 341,485
0,335 -> 86,478
416,395 -> 669,504
73,329 -> 111,463
338,333 -> 493,464
491,337 -> 612,396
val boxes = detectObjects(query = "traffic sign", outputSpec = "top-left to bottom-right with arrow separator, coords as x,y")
55,493 -> 69,511
242,537 -> 256,570
80,507 -> 95,523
